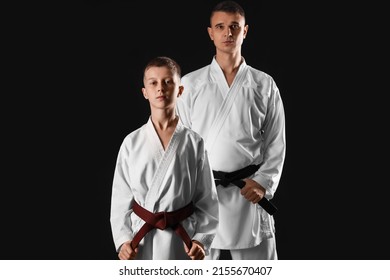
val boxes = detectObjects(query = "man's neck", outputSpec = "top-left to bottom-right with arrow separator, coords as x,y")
215,52 -> 242,74
215,52 -> 243,87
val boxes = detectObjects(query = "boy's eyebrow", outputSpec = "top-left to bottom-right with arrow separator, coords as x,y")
145,76 -> 175,81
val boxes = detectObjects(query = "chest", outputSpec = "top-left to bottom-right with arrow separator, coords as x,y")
224,72 -> 236,87
157,130 -> 174,151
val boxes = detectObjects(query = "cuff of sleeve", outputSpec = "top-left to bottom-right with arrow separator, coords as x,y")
114,234 -> 133,252
252,173 -> 274,200
192,233 -> 215,256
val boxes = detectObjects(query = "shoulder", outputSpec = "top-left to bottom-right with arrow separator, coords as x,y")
183,65 -> 210,79
246,65 -> 276,85
180,125 -> 205,146
120,124 -> 145,148
181,124 -> 203,140
181,65 -> 211,88
245,65 -> 280,96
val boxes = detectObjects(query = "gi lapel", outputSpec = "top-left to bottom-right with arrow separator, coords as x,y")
205,60 -> 248,153
144,120 -> 184,211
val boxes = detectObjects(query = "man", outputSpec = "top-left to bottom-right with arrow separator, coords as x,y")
176,1 -> 286,260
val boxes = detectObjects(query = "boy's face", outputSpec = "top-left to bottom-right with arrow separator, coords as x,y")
142,66 -> 183,111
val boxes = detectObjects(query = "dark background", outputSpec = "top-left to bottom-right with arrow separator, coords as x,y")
2,0 -> 388,260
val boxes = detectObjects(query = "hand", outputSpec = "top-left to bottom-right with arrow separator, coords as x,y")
185,240 -> 205,260
241,179 -> 266,204
118,240 -> 138,260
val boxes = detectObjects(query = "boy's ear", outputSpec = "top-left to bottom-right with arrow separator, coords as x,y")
142,87 -> 148,99
177,85 -> 184,97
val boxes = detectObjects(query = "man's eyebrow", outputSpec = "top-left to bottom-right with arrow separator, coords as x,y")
214,21 -> 240,27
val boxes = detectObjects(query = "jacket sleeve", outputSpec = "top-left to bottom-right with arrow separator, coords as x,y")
191,140 -> 219,255
176,76 -> 193,128
110,140 -> 135,251
252,78 -> 286,199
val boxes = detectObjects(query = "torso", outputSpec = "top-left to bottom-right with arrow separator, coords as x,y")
156,127 -> 176,150
153,116 -> 179,151
224,72 -> 236,87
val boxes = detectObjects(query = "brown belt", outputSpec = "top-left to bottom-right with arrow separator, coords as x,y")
130,201 -> 194,250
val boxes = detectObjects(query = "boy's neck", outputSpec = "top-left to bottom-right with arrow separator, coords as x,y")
151,109 -> 178,131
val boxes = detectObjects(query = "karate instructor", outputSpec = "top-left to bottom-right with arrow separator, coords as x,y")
176,0 -> 286,260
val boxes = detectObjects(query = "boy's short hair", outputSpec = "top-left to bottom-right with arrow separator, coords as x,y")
143,56 -> 182,80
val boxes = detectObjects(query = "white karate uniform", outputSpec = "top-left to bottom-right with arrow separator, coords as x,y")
176,57 -> 286,258
110,117 -> 219,260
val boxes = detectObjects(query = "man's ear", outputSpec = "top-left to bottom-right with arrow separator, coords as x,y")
207,27 -> 214,41
243,24 -> 249,39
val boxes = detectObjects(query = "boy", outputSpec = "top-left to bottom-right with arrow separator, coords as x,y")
110,56 -> 219,260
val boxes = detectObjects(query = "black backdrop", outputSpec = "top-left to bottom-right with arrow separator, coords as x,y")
2,0 -> 388,260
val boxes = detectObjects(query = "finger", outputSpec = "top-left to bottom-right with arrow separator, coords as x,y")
240,184 -> 249,195
129,252 -> 136,260
188,245 -> 196,257
188,244 -> 201,259
198,252 -> 205,260
188,250 -> 198,260
196,249 -> 205,260
129,246 -> 138,260
252,193 -> 263,203
122,243 -> 132,255
118,251 -> 130,260
244,191 -> 256,200
253,196 -> 262,204
244,192 -> 259,203
119,243 -> 136,260
183,242 -> 190,253
193,249 -> 204,260
190,245 -> 205,260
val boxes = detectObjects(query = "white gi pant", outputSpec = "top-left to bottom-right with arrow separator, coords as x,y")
205,238 -> 278,260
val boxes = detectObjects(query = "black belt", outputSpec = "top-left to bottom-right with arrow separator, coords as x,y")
213,164 -> 278,215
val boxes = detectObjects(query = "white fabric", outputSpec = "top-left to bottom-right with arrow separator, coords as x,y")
205,238 -> 278,260
176,57 -> 286,249
110,117 -> 219,259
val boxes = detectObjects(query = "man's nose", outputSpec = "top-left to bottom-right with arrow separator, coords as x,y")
226,27 -> 232,37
